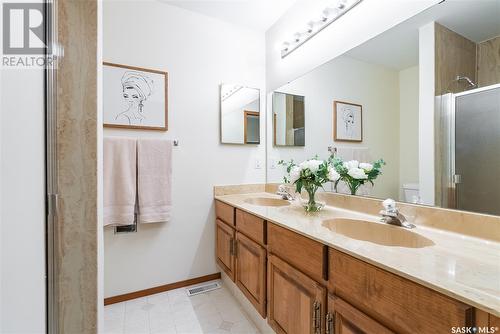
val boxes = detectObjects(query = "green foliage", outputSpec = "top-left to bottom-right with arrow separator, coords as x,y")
278,158 -> 331,194
281,156 -> 386,196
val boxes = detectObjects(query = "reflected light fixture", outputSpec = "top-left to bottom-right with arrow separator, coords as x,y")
281,0 -> 363,58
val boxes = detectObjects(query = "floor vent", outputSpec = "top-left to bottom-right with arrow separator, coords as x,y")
186,281 -> 222,296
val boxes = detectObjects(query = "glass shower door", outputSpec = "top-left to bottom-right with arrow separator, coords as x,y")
455,85 -> 500,215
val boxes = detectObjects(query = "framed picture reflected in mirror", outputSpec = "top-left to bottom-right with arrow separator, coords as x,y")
334,100 -> 362,142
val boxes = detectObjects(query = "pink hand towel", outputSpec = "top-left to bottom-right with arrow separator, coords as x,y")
137,139 -> 172,223
103,137 -> 137,227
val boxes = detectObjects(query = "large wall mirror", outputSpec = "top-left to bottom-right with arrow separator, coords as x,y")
267,0 -> 500,216
221,84 -> 260,144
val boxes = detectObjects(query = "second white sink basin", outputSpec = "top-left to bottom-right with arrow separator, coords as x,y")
322,218 -> 434,248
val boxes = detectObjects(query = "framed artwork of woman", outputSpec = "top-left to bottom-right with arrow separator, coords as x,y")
103,62 -> 168,131
333,100 -> 362,142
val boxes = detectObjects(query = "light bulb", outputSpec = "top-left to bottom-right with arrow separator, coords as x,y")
306,21 -> 315,34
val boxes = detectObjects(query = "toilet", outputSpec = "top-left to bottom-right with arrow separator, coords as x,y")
402,183 -> 420,203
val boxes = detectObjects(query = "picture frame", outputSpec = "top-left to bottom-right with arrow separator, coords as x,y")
103,62 -> 168,131
333,100 -> 363,142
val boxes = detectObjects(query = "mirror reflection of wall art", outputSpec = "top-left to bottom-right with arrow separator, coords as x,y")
334,101 -> 362,142
103,62 -> 168,131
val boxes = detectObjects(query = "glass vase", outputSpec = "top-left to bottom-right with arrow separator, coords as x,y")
301,185 -> 325,212
348,182 -> 360,195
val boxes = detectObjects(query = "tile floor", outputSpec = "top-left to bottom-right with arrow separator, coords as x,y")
103,282 -> 261,334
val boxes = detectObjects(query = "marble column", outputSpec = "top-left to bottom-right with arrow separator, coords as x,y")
56,0 -> 98,332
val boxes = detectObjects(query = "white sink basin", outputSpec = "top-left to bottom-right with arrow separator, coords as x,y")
322,218 -> 434,248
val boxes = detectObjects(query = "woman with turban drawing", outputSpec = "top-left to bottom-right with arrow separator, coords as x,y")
116,71 -> 154,125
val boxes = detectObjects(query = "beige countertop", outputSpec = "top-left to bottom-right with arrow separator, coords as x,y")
215,192 -> 500,317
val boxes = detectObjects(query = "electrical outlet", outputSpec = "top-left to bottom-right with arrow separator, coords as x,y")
254,159 -> 262,169
269,159 -> 277,169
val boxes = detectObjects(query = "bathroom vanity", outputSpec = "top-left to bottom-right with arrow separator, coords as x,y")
214,189 -> 500,334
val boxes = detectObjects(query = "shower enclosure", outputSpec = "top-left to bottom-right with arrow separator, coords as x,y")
437,84 -> 500,215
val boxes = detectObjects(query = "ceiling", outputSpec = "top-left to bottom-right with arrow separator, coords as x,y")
159,0 -> 299,31
345,0 -> 500,70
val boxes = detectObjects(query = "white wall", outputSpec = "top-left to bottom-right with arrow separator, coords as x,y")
419,22 -> 436,205
103,0 -> 266,297
265,0 -> 439,91
0,68 -> 46,333
1,1 -> 46,329
399,66 -> 420,199
267,56 -> 401,199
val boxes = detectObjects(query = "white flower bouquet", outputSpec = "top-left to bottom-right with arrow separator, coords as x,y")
330,157 -> 385,195
279,157 -> 340,212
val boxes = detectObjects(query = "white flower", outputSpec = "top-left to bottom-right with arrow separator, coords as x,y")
289,166 -> 301,184
343,160 -> 359,170
299,159 -> 323,173
359,162 -> 373,172
348,167 -> 368,180
328,167 -> 340,181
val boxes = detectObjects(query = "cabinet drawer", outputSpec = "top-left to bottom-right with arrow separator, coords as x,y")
236,209 -> 265,245
329,248 -> 474,334
268,223 -> 326,283
215,200 -> 234,226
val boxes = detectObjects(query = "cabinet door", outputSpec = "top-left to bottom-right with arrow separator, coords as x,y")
326,295 -> 395,334
235,232 -> 267,317
329,248 -> 474,333
268,254 -> 326,334
216,219 -> 235,281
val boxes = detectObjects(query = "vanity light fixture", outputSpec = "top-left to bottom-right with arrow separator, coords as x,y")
280,0 -> 363,58
221,84 -> 243,102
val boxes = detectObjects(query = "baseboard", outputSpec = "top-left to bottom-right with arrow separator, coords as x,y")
104,272 -> 221,305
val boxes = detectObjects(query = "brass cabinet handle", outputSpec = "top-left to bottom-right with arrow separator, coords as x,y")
313,301 -> 321,334
325,312 -> 335,334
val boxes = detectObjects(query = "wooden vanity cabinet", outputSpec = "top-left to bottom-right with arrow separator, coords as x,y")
235,232 -> 267,317
215,200 -> 235,226
476,310 -> 500,329
268,222 -> 327,283
216,219 -> 236,281
326,294 -> 395,334
329,248 -> 474,334
236,209 -> 266,244
267,254 -> 326,334
491,314 -> 500,328
216,201 -> 491,334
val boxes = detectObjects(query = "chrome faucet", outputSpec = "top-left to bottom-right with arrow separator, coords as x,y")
276,184 -> 295,201
379,199 -> 415,229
